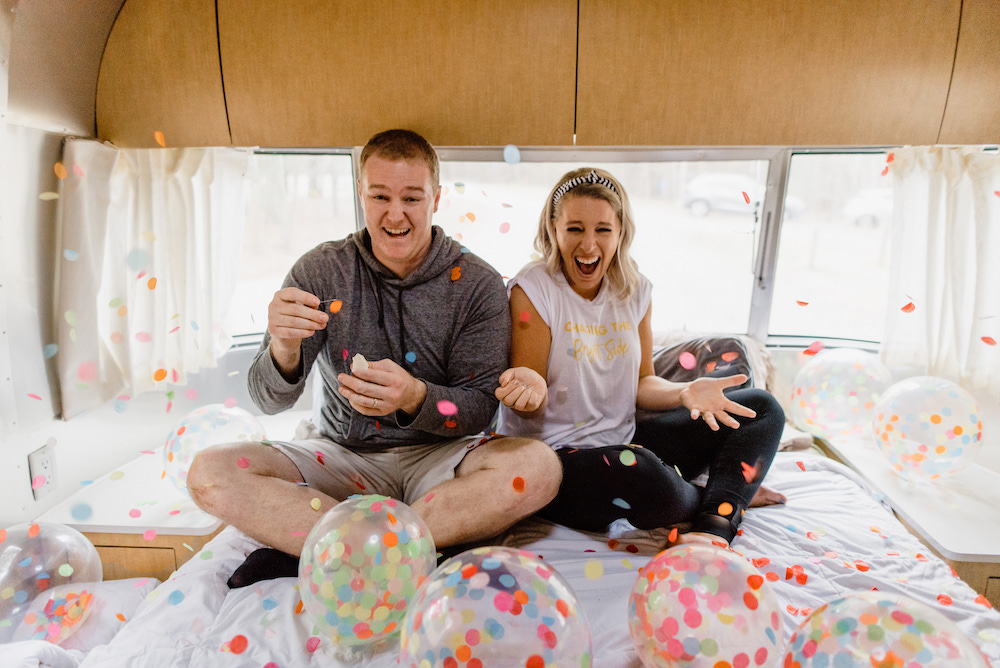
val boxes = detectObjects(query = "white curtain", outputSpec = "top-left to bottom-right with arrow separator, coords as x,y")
56,139 -> 252,419
882,146 -> 1000,401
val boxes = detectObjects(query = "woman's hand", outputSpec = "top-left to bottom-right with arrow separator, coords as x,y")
495,366 -> 548,415
679,374 -> 756,430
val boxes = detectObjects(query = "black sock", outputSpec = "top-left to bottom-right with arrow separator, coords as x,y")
227,548 -> 300,588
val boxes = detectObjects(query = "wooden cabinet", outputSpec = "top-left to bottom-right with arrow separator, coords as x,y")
85,528 -> 224,581
938,0 -> 1000,144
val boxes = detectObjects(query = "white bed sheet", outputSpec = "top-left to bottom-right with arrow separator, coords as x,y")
58,453 -> 1000,667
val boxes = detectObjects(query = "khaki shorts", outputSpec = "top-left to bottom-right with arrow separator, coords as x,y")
267,419 -> 492,505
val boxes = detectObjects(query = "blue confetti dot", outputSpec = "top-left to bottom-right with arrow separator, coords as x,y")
503,144 -> 521,164
63,249 -> 79,261
18,557 -> 32,568
460,246 -> 470,253
43,344 -> 59,359
168,590 -> 185,605
14,590 -> 28,604
405,351 -> 416,363
126,248 -> 150,272
263,598 -> 278,610
612,497 -> 631,510
71,503 -> 93,521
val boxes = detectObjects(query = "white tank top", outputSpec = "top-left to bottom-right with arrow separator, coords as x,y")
499,262 -> 652,449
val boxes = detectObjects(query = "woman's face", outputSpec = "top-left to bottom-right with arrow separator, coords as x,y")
553,195 -> 621,300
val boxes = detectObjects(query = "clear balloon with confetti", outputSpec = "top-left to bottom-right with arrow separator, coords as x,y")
400,546 -> 592,668
782,591 -> 989,667
163,403 -> 266,494
628,543 -> 782,668
872,376 -> 983,482
299,495 -> 436,655
0,522 -> 103,645
790,347 -> 894,440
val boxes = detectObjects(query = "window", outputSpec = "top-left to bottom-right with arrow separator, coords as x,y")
225,152 -> 358,338
437,156 -> 768,334
769,152 -> 893,342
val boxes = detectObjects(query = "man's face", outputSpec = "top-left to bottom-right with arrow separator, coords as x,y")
358,155 -> 441,278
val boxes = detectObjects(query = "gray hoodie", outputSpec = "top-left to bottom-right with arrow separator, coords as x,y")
248,226 -> 511,450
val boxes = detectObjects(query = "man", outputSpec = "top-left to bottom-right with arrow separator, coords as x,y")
188,129 -> 560,587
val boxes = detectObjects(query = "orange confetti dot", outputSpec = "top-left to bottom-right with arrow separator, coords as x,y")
154,131 -> 166,148
118,304 -> 128,317
383,532 -> 398,547
881,166 -> 889,176
721,351 -> 739,362
295,600 -> 304,614
937,594 -> 953,605
953,425 -> 963,435
54,162 -> 67,179
153,368 -> 167,382
147,277 -> 157,290
886,152 -> 895,163
466,213 -> 476,222
451,267 -> 461,281
456,645 -> 472,662
526,655 -> 544,668
765,571 -> 779,582
717,502 -> 733,516
116,613 -> 126,622
901,301 -> 915,313
742,191 -> 750,204
930,414 -> 942,424
795,300 -> 809,306
740,461 -> 757,483
229,634 -> 248,654
983,336 -> 997,346
512,476 -> 526,493
668,527 -> 678,543
444,420 -> 457,428
519,311 -> 530,322
28,524 -> 40,538
328,300 -> 342,313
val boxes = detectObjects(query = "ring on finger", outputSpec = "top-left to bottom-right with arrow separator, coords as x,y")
372,398 -> 379,409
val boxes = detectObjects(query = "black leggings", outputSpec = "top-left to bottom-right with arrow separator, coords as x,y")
537,388 -> 785,541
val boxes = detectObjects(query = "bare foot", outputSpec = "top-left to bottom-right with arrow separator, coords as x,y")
677,531 -> 730,548
749,485 -> 786,507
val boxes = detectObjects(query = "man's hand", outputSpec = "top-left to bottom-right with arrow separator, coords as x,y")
267,287 -> 328,378
337,357 -> 427,416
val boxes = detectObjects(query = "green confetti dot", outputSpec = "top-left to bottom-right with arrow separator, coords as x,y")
619,450 -> 637,466
109,297 -> 122,308
58,564 -> 74,577
64,310 -> 77,327
199,550 -> 213,560
109,470 -> 125,481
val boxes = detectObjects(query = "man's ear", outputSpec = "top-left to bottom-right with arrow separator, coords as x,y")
432,185 -> 441,213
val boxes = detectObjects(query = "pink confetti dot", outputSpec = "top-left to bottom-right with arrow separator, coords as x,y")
135,332 -> 152,343
678,352 -> 697,370
78,360 -> 98,382
27,393 -> 42,401
143,529 -> 157,541
31,475 -> 47,490
499,222 -> 511,234
223,397 -> 237,408
437,400 -> 458,416
185,388 -> 198,401
129,509 -> 141,518
237,457 -> 250,469
306,636 -> 320,652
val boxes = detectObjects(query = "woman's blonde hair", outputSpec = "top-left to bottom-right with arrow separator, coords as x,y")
534,167 -> 640,299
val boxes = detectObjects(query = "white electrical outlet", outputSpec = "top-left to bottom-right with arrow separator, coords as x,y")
28,444 -> 55,500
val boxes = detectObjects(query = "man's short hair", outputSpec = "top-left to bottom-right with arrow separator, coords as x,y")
360,129 -> 440,187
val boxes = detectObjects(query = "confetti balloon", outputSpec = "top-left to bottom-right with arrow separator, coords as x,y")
400,546 -> 592,668
0,522 -> 102,645
628,544 -> 782,668
782,591 -> 989,667
790,348 -> 893,440
872,376 -> 983,482
299,495 -> 436,653
163,403 -> 266,494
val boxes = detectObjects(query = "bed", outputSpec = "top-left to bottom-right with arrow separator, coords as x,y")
3,336 -> 999,667
2,449 -> 996,667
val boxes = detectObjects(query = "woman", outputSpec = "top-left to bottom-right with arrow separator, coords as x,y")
495,167 -> 785,545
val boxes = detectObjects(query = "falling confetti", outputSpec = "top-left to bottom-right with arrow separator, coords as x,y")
503,144 -> 521,164
795,300 -> 809,306
901,301 -> 916,313
742,191 -> 750,204
27,393 -> 42,401
153,369 -> 167,382
678,351 -> 697,370
54,162 -> 68,179
512,476 -> 526,493
154,131 -> 166,148
886,152 -> 895,163
741,461 -> 757,483
436,400 -> 458,416
143,529 -> 157,541
612,498 -> 631,509
982,336 -> 996,346
43,344 -> 58,358
803,340 -> 825,356
881,166 -> 889,176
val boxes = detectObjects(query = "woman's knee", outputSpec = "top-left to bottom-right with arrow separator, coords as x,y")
733,389 -> 785,426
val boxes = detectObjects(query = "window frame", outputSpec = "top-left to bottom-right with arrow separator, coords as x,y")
231,145 -> 898,350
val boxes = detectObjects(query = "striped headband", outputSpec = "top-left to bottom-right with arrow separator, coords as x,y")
551,170 -> 619,208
